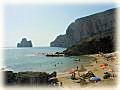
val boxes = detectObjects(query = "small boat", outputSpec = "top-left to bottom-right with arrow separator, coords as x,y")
75,59 -> 80,61
46,54 -> 64,57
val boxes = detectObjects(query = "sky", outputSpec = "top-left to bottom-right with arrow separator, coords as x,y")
4,3 -> 117,47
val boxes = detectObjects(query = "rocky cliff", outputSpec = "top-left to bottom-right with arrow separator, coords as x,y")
50,8 -> 116,48
4,71 -> 58,85
17,38 -> 33,47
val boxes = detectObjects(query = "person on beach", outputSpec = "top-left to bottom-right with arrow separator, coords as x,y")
73,72 -> 76,79
71,72 -> 76,80
60,82 -> 63,87
77,66 -> 78,71
95,60 -> 97,63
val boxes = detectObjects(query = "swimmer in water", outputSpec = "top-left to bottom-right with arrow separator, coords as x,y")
55,64 -> 56,67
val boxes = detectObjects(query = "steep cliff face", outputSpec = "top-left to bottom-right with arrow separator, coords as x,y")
64,36 -> 115,56
50,8 -> 116,48
17,38 -> 33,47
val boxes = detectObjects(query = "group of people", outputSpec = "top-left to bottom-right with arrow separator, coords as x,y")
70,68 -> 102,85
70,53 -> 117,85
48,71 -> 63,87
98,52 -> 116,62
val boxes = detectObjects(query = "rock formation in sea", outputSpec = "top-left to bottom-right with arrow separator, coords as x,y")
50,8 -> 116,48
17,38 -> 33,47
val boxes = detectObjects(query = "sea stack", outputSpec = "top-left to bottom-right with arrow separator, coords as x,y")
17,38 -> 33,47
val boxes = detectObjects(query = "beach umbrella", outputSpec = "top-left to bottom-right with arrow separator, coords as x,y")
100,64 -> 105,67
100,65 -> 107,69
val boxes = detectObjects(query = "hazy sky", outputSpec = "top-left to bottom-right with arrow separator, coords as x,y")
4,3 -> 116,47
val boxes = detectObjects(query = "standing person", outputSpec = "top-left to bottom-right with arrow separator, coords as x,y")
96,60 -> 97,63
60,82 -> 63,87
77,66 -> 78,71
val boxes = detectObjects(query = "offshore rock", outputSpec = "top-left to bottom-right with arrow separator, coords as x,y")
17,38 -> 33,47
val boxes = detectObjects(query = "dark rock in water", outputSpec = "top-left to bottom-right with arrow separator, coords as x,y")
46,53 -> 64,57
51,8 -> 117,55
17,38 -> 33,47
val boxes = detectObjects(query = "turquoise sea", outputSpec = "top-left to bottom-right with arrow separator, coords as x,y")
3,47 -> 93,73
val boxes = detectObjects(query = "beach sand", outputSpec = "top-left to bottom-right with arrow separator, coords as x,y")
57,52 -> 118,87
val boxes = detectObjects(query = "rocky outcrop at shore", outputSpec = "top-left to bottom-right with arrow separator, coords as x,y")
63,36 -> 115,56
17,38 -> 33,47
4,71 -> 58,86
50,8 -> 116,48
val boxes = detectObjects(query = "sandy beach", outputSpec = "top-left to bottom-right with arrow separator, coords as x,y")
2,52 -> 118,87
57,52 -> 118,87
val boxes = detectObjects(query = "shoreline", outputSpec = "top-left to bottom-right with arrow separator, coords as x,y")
2,52 -> 118,87
2,54 -> 94,73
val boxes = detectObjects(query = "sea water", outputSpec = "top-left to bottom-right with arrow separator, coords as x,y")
3,47 -> 93,73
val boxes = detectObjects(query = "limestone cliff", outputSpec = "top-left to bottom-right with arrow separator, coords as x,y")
17,38 -> 33,47
50,8 -> 116,48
